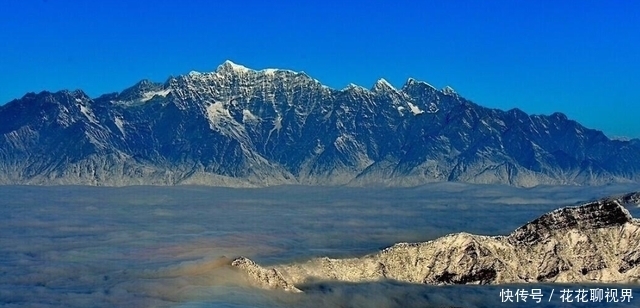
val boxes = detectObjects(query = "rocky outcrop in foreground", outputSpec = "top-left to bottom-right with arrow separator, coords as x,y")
232,192 -> 640,292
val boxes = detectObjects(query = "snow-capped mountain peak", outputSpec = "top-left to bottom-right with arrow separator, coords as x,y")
372,78 -> 395,92
217,60 -> 251,73
441,86 -> 457,95
402,78 -> 436,91
342,83 -> 367,92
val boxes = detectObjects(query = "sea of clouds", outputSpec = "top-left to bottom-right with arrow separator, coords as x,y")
1,183 -> 639,307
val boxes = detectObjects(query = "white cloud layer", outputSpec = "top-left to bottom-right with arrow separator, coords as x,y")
1,183 -> 639,307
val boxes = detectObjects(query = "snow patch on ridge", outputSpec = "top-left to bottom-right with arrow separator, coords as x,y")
343,83 -> 367,91
79,105 -> 99,124
141,89 -> 172,102
407,102 -> 424,115
242,109 -> 259,123
442,86 -> 457,95
114,116 -> 126,136
206,101 -> 252,144
262,68 -> 277,76
206,101 -> 231,128
273,115 -> 282,131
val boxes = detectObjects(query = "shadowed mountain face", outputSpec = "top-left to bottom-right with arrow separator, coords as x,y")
232,192 -> 640,291
1,61 -> 639,187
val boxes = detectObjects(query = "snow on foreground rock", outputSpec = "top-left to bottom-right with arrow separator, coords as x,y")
231,192 -> 640,292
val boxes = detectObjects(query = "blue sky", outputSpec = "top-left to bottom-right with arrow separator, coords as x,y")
1,0 -> 639,138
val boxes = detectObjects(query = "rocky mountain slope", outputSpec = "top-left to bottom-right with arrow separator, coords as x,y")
1,61 -> 639,187
231,192 -> 640,292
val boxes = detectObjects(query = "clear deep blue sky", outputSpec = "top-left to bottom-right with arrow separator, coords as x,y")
1,0 -> 639,138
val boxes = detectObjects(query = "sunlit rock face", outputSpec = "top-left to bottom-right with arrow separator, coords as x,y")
232,192 -> 640,291
2,61 -> 640,187
231,257 -> 302,293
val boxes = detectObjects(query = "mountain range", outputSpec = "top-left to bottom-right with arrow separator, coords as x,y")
1,61 -> 639,187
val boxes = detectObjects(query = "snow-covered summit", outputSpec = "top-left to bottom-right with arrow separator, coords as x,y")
342,83 -> 367,92
403,78 -> 436,91
372,78 -> 395,92
217,60 -> 251,73
441,86 -> 457,95
214,60 -> 305,78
